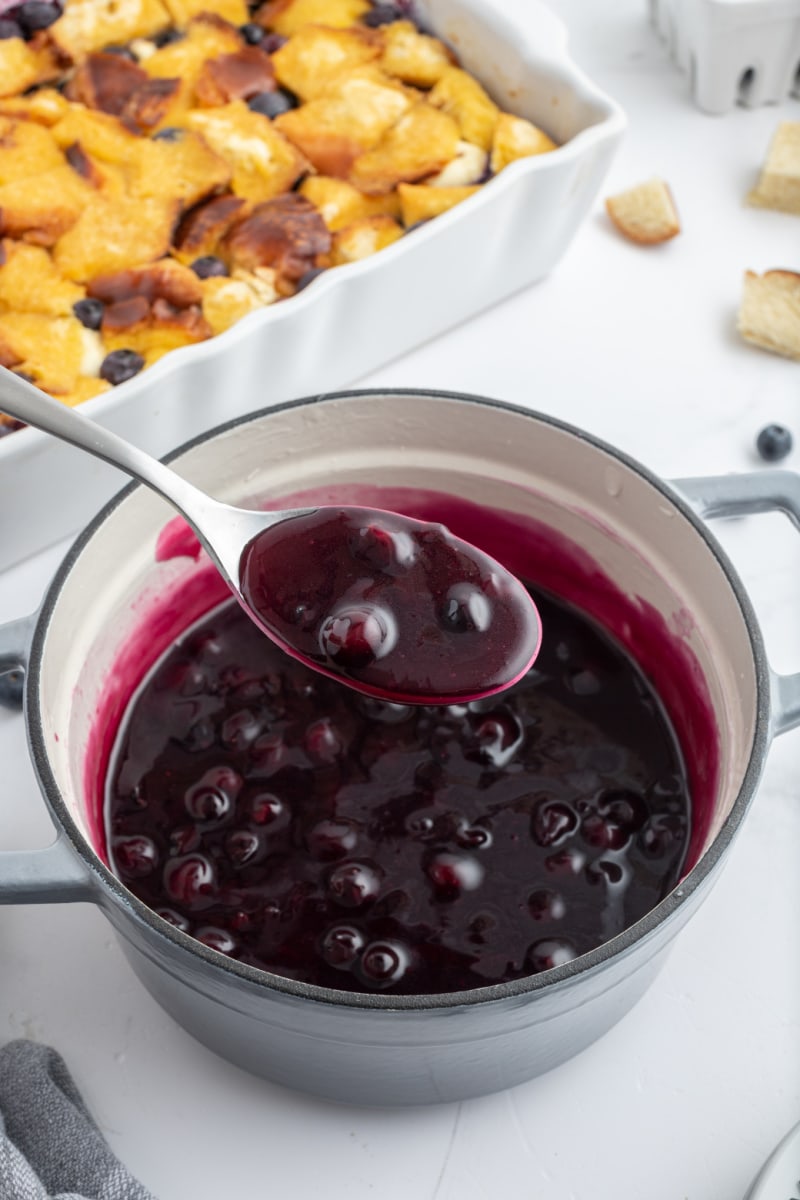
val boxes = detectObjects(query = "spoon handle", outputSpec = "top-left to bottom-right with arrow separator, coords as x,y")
0,367 -> 212,526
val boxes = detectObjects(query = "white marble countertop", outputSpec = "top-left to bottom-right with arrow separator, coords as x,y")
1,2 -> 799,1197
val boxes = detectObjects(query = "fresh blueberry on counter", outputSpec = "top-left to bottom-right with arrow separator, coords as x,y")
100,349 -> 145,386
247,88 -> 296,117
73,297 -> 105,331
756,423 -> 793,463
190,255 -> 228,279
0,669 -> 23,711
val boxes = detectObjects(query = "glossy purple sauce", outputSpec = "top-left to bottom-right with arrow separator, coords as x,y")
106,583 -> 690,994
238,506 -> 542,703
87,487 -> 720,994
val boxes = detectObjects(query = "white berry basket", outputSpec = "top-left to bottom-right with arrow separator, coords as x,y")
649,0 -> 800,114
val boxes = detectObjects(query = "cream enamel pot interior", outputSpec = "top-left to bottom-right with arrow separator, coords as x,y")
0,390 -> 796,1107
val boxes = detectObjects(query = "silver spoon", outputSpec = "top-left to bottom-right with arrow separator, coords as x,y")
0,368 -> 542,703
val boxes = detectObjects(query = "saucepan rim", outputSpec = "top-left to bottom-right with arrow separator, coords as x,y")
23,389 -> 772,1012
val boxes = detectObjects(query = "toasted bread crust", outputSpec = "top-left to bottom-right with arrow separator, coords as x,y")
605,179 -> 681,245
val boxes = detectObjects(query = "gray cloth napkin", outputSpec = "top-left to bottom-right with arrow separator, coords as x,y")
0,1040 -> 155,1200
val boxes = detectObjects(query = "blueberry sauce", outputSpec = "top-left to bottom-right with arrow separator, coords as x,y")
238,506 -> 542,703
105,583 -> 690,995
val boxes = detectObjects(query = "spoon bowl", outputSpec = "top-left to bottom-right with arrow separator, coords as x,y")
0,368 -> 541,702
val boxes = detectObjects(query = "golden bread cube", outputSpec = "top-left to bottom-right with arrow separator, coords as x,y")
748,122 -> 800,215
57,376 -> 113,407
299,174 -> 400,230
173,193 -> 247,262
0,89 -> 70,126
331,213 -> 403,264
186,101 -> 308,202
0,164 -> 95,245
163,0 -> 248,25
143,14 -> 244,88
0,241 -> 84,315
605,178 -> 680,245
123,77 -> 190,133
0,117 -> 64,184
87,258 -> 204,308
226,193 -> 331,285
49,0 -> 172,62
738,269 -> 800,360
54,195 -> 180,281
0,312 -> 93,393
257,0 -> 370,37
379,20 -> 455,88
0,37 -> 61,99
51,107 -> 142,169
349,102 -> 460,194
195,46 -> 277,106
129,128 -> 232,208
271,25 -> 381,101
490,113 -> 557,173
428,67 -> 498,152
397,182 -> 478,226
275,66 -> 412,176
201,267 -> 278,334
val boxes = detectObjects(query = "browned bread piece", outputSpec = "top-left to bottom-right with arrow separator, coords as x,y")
0,164 -> 95,245
397,182 -> 479,227
738,270 -> 800,361
271,25 -> 381,102
53,195 -> 181,280
299,175 -> 400,230
186,101 -> 309,202
349,102 -> 460,195
0,36 -> 62,98
748,123 -> 800,215
427,67 -> 498,152
255,0 -> 371,37
274,66 -> 413,177
490,113 -> 557,172
226,193 -> 331,290
378,20 -> 455,87
0,241 -> 84,315
48,0 -> 172,62
330,213 -> 403,263
163,0 -> 248,26
605,178 -> 680,245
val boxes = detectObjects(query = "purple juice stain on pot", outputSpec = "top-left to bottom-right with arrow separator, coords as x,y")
89,487 -> 719,994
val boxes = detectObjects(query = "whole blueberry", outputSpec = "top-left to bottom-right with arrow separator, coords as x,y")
0,669 -> 24,710
0,17 -> 23,37
190,255 -> 228,279
247,88 -> 296,118
260,32 -> 287,53
153,26 -> 184,46
73,297 -> 104,331
239,20 -> 264,43
756,423 -> 793,463
152,126 -> 182,142
13,1 -> 61,34
295,267 -> 325,292
362,4 -> 403,26
100,349 -> 145,386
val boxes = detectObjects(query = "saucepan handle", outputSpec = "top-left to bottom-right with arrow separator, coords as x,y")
0,614 -> 95,904
672,470 -> 800,738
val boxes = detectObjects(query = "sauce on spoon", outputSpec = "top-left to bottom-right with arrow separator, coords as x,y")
238,506 -> 542,704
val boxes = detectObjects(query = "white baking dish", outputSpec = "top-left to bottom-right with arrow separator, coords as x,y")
0,0 -> 624,572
